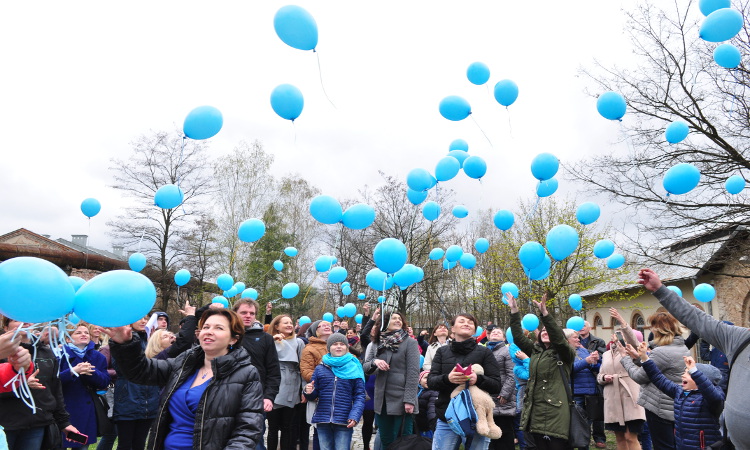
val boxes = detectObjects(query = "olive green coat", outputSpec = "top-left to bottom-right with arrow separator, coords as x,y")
510,311 -> 576,441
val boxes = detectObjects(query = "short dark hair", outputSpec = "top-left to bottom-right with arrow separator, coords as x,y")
450,313 -> 478,332
199,309 -> 245,342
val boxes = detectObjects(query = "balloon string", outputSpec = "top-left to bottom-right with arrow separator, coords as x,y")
506,108 -> 514,139
292,120 -> 297,146
315,50 -> 336,109
470,115 -> 493,149
137,229 -> 145,253
85,218 -> 90,269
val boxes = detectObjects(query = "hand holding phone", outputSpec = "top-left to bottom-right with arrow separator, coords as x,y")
615,331 -> 626,347
66,431 -> 88,445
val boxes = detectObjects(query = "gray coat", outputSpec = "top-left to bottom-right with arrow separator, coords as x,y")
363,337 -> 420,415
488,342 -> 516,416
274,337 -> 304,408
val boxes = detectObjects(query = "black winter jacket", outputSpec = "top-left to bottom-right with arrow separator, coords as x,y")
110,336 -> 265,450
240,322 -> 281,402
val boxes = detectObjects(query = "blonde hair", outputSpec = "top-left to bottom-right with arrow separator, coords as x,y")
145,329 -> 169,358
268,314 -> 296,338
648,311 -> 683,347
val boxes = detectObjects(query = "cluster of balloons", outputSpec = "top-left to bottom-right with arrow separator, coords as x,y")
336,302 -> 357,318
309,195 -> 377,230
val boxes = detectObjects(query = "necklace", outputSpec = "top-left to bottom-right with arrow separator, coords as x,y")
200,368 -> 211,379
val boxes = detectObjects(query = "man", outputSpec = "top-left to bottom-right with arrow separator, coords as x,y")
338,320 -> 349,335
332,320 -> 341,334
578,320 -> 607,448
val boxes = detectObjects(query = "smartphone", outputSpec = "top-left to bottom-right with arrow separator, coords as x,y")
615,331 -> 626,347
66,431 -> 88,445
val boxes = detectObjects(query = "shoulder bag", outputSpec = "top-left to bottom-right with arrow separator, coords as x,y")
555,354 -> 590,448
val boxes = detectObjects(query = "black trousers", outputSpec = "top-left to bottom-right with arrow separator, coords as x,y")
115,419 -> 153,450
267,405 -> 297,450
489,414 -> 517,449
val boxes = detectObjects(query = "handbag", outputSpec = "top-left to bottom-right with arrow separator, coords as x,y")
87,385 -> 113,436
584,394 -> 604,422
555,355 -> 591,448
387,414 -> 432,450
40,422 -> 61,450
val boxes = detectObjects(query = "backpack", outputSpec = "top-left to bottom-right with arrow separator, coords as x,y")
444,382 -> 477,438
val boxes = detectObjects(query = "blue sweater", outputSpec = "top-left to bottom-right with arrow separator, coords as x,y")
642,359 -> 724,449
305,364 -> 366,425
571,347 -> 600,395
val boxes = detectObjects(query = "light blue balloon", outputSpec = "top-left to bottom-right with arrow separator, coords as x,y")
377,296 -> 385,303
407,168 -> 435,192
576,202 -> 600,225
75,270 -> 156,327
69,313 -> 81,325
271,84 -> 304,121
154,184 -> 184,209
315,255 -> 336,273
393,264 -> 420,288
273,5 -> 318,51
663,163 -> 700,195
452,205 -> 469,218
463,156 -> 487,179
273,260 -> 284,271
373,238 -> 408,274
80,198 -> 101,218
467,62 -> 490,85
234,282 -> 246,293
224,288 -> 237,298
665,120 -> 690,144
725,175 -> 746,194
366,268 -> 393,291
216,274 -> 234,291
341,282 -> 350,287
309,195 -> 343,225
435,156 -> 461,182
447,150 -> 470,168
519,242 -> 546,269
506,327 -> 514,343
442,259 -> 457,270
238,218 -> 266,243
693,283 -> 716,302
493,210 -> 514,231
597,91 -> 627,120
593,240 -> 615,259
407,188 -> 429,205
282,282 -> 300,299
445,245 -> 463,263
439,96 -> 471,121
568,294 -> 583,311
342,203 -> 376,230
337,306 -> 346,318
128,253 -> 147,272
474,238 -> 489,254
493,79 -> 519,107
212,296 -> 229,308
536,179 -> 558,198
714,43 -> 742,68
459,253 -> 477,269
607,253 -> 626,269
241,288 -> 259,300
328,267 -> 348,284
284,247 -> 298,257
700,8 -> 743,42
357,293 -> 366,300
501,282 -> 519,299
531,153 -> 559,181
567,316 -> 585,332
355,314 -> 363,324
522,314 -> 540,331
525,255 -> 551,281
183,105 -> 223,140
546,225 -> 579,261
422,201 -> 441,221
700,0 -> 731,16
174,269 -> 191,286
69,276 -> 86,292
474,326 -> 484,338
344,303 -> 356,317
0,257 -> 75,322
449,139 -> 469,152
429,248 -> 445,260
299,315 -> 311,325
667,286 -> 683,297
323,312 -> 334,322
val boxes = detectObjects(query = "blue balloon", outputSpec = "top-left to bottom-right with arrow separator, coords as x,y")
714,43 -> 742,68
493,79 -> 519,107
323,312 -> 334,322
273,5 -> 318,51
174,269 -> 191,287
315,255 -> 337,273
377,296 -> 385,303
216,274 -> 234,291
212,296 -> 229,308
393,264 -> 421,288
183,105 -> 223,140
238,218 -> 266,243
341,286 -> 352,296
69,276 -> 86,292
667,285 -> 683,297
0,257 -> 75,322
493,210 -> 514,231
501,282 -> 519,300
536,178 -> 558,198
309,195 -> 343,225
449,139 -> 469,152
439,96 -> 471,121
522,314 -> 540,331
606,254 -> 626,269
75,270 -> 156,327
447,150 -> 470,167
407,188 -> 429,205
357,293 -> 366,300
446,245 -> 463,263
725,175 -> 746,194
663,163 -> 700,195
284,247 -> 298,257
665,120 -> 690,144
299,315 -> 312,325
568,294 -> 583,311
467,62 -> 490,85
546,225 -> 579,261
429,248 -> 445,260
463,156 -> 487,179
519,242 -> 546,269
700,8 -> 743,42
342,203 -> 376,230
373,238 -> 408,274
273,260 -> 284,271
128,253 -> 147,272
593,240 -> 615,259
69,313 -> 81,325
525,255 -> 551,281
442,259 -> 457,270
435,156 -> 461,182
341,282 -> 350,287
271,84 -> 304,121
422,201 -> 441,221
597,91 -> 627,121
154,184 -> 184,209
234,282 -> 246,293
694,283 -> 716,302
576,202 -> 600,225
530,153 -> 559,181
459,253 -> 477,269
474,326 -> 484,338
355,314 -> 363,324
241,288 -> 259,300
80,198 -> 101,218
328,267 -> 348,284
406,168 -> 435,192
224,288 -> 237,298
567,316 -> 585,332
700,0 -> 731,16
282,282 -> 300,299
452,205 -> 469,218
337,306 -> 346,318
344,303 -> 356,318
474,238 -> 489,254
366,268 -> 393,291
505,327 -> 514,343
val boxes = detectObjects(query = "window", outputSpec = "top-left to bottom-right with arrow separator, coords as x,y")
632,313 -> 645,334
593,314 -> 603,329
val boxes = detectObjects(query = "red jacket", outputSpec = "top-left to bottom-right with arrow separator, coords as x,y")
0,361 -> 34,393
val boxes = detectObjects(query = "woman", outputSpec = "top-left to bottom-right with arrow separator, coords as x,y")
426,313 -> 503,450
106,308 -> 264,449
422,322 -> 450,372
88,323 -> 108,350
345,328 -> 362,358
266,314 -> 304,450
145,329 -> 176,359
508,293 -> 575,450
564,328 -> 601,450
486,327 -> 517,450
363,312 -> 420,449
59,323 -> 110,448
619,310 -> 689,450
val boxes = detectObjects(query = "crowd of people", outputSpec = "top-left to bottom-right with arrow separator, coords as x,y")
0,268 -> 748,450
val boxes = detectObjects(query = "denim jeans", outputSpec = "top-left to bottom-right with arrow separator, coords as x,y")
4,426 -> 44,450
432,419 -> 490,450
316,423 -> 353,450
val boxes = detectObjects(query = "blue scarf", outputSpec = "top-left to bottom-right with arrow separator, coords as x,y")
322,353 -> 365,380
67,344 -> 87,359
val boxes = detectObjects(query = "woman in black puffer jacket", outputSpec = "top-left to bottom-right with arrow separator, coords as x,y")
107,309 -> 264,450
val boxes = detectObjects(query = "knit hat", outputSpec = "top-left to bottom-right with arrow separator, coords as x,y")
306,320 -> 323,339
633,330 -> 644,343
327,333 -> 349,352
695,363 -> 722,386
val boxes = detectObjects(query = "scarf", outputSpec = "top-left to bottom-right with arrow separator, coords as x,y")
377,329 -> 408,355
322,353 -> 365,380
486,340 -> 502,351
67,344 -> 87,359
450,337 -> 477,355
348,336 -> 360,346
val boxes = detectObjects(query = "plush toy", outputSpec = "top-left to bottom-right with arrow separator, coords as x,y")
450,364 -> 502,439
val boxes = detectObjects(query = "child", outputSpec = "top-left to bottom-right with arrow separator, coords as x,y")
304,333 -> 366,450
633,341 -> 724,449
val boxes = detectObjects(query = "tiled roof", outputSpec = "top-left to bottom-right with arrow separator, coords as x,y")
56,239 -> 126,261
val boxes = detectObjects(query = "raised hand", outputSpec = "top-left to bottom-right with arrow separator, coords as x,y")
505,292 -> 518,313
100,326 -> 132,344
636,342 -> 649,362
0,326 -> 23,359
531,293 -> 549,316
684,356 -> 696,371
266,302 -> 273,315
637,268 -> 663,292
624,344 -> 640,360
609,308 -> 627,327
27,369 -> 45,390
178,300 -> 196,317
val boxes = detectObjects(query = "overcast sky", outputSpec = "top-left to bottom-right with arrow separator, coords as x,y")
0,1 -> 642,252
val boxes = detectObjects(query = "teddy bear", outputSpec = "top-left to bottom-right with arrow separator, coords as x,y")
450,364 -> 502,439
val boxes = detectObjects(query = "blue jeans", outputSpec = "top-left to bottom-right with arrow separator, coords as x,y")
432,419 -> 490,450
5,426 -> 44,450
316,424 -> 353,450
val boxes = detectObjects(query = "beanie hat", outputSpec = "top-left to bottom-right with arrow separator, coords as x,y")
695,363 -> 722,386
306,320 -> 323,339
327,333 -> 349,352
633,330 -> 644,343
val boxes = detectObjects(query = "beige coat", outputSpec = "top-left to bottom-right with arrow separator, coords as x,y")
597,344 -> 646,426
